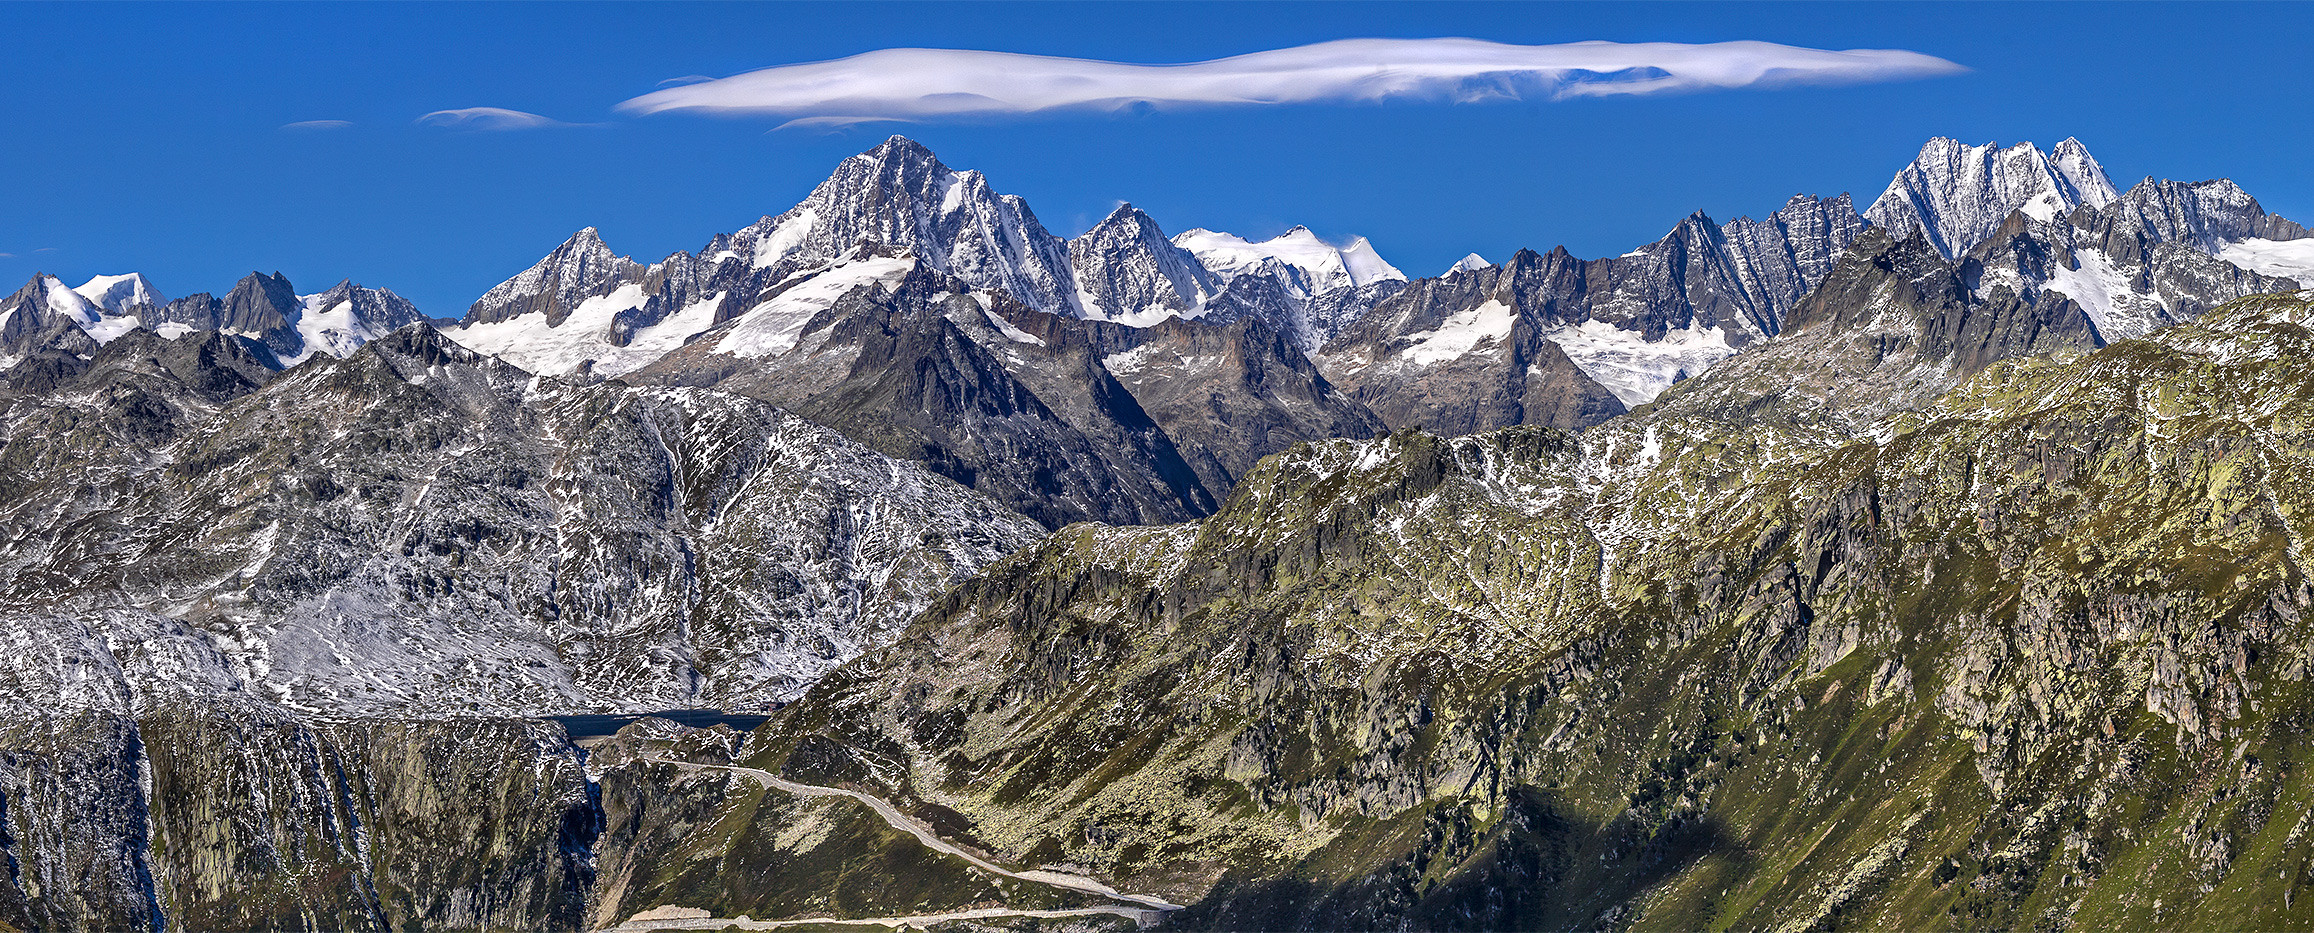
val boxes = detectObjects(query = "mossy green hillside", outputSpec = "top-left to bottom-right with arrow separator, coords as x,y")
732,291 -> 2314,929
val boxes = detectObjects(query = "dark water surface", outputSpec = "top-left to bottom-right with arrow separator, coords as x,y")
545,708 -> 773,739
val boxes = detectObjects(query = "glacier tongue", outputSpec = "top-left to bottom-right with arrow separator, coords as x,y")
1544,319 -> 1735,407
2219,238 -> 2314,287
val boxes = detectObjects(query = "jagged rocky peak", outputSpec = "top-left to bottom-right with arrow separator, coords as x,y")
721,135 -> 1081,314
73,272 -> 166,312
465,226 -> 646,327
1067,202 -> 1221,325
285,279 -> 436,364
1866,136 -> 2121,258
219,270 -> 300,332
0,273 -> 111,366
2094,176 -> 2309,252
1718,192 -> 1870,321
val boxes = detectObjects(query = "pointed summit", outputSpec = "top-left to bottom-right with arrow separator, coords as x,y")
1446,253 -> 1492,275
861,134 -> 942,168
1069,202 -> 1220,325
464,227 -> 645,326
1864,136 -> 2120,258
0,273 -> 116,366
74,272 -> 166,312
716,134 -> 1081,314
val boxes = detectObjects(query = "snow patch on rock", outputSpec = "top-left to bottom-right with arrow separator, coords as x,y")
1401,299 -> 1516,367
1544,319 -> 1734,407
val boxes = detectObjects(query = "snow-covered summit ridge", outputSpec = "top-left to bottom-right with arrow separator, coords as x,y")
74,273 -> 166,312
1446,253 -> 1492,275
1173,225 -> 1406,294
1864,136 -> 2120,258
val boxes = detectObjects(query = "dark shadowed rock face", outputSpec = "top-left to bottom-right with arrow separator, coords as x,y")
633,260 -> 1221,528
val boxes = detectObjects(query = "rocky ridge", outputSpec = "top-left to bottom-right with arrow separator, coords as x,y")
0,269 -> 434,371
2,134 -> 2312,932
1317,192 -> 1867,432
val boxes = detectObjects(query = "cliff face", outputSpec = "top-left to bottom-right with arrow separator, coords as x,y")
0,703 -> 600,932
729,290 -> 2314,930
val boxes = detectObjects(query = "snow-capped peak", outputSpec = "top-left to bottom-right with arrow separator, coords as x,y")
1864,136 -> 2121,258
74,272 -> 166,312
1446,253 -> 1493,275
716,135 -> 1082,315
1172,225 -> 1406,294
1068,203 -> 1222,326
285,280 -> 432,365
38,275 -> 103,326
464,227 -> 643,326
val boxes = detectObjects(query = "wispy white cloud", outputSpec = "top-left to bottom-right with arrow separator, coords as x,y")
281,119 -> 354,131
417,107 -> 597,131
617,38 -> 1967,128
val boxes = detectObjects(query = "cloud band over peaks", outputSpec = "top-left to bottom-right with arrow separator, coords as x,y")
617,38 -> 1966,127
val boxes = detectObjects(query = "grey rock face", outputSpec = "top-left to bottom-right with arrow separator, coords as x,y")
1721,193 -> 1873,322
138,272 -> 433,364
0,617 -> 601,932
735,292 -> 2314,931
1319,193 -> 1865,431
0,323 -> 1046,716
146,272 -> 305,358
440,139 -> 1400,527
465,227 -> 649,327
1964,179 -> 2305,342
0,275 -> 106,368
721,136 -> 1082,315
1079,311 -> 1387,498
1067,203 -> 1222,324
1864,136 -> 2121,257
1320,250 -> 1629,434
631,260 -> 1223,528
1646,227 -> 2102,432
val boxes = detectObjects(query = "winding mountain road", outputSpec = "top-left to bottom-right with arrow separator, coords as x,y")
604,757 -> 1182,931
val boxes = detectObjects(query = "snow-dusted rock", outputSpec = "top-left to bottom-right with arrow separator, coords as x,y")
1865,136 -> 2120,257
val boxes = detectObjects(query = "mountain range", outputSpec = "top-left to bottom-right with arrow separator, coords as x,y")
0,133 -> 2311,931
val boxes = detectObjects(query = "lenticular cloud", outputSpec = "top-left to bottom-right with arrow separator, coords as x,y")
617,38 -> 1966,127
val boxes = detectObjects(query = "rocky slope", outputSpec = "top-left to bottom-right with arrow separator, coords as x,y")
620,251 -> 1385,528
0,323 -> 1046,715
703,288 -> 2314,931
1318,137 -> 2306,438
3,133 -> 2312,932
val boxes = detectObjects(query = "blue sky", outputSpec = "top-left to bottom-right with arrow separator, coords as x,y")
3,2 -> 2308,318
